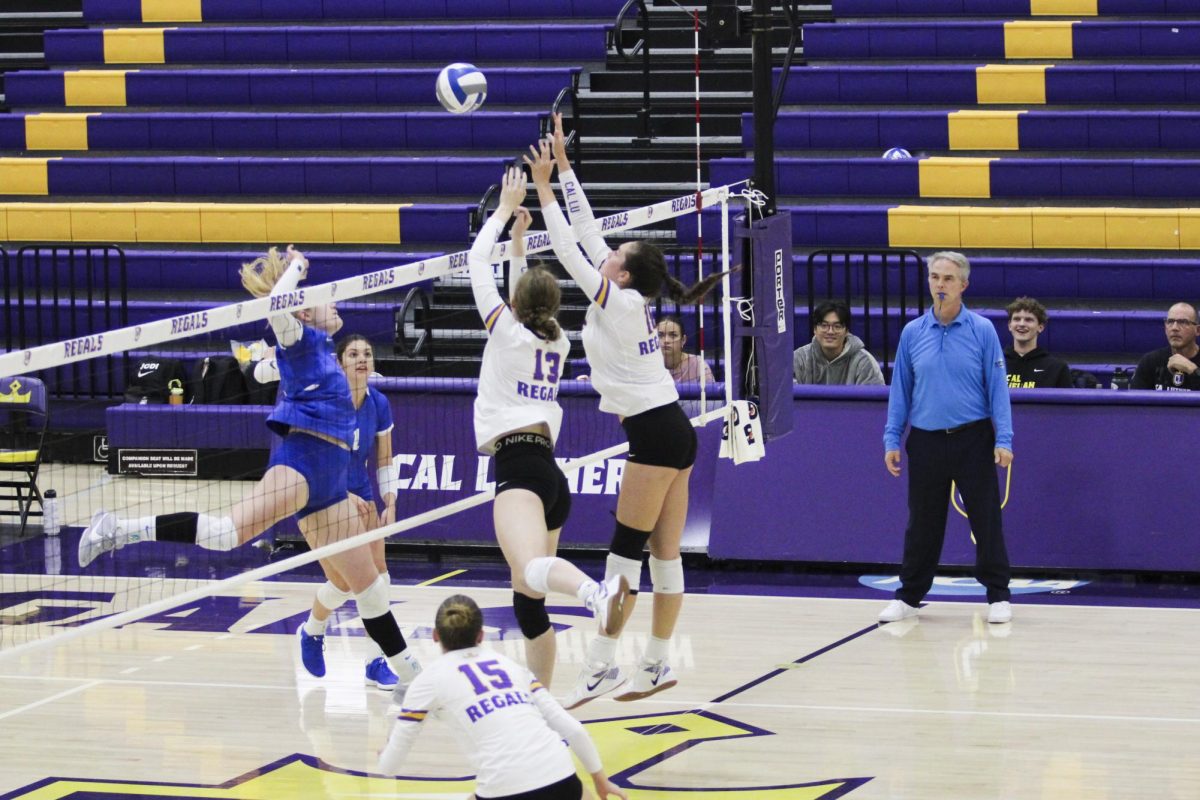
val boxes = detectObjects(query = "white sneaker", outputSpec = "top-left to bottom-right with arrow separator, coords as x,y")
878,599 -> 920,623
987,601 -> 1012,624
614,660 -> 677,702
561,662 -> 627,710
78,510 -> 120,568
584,575 -> 629,636
389,652 -> 423,706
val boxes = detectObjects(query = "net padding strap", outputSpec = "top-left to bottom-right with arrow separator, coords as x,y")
0,184 -> 736,377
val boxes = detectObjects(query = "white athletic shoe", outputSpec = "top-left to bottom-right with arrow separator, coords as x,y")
390,652 -> 423,706
614,660 -> 677,702
878,599 -> 920,623
562,662 -> 627,710
584,575 -> 629,636
987,601 -> 1013,624
78,510 -> 120,568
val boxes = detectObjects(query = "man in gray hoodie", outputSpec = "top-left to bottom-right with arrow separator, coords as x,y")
793,300 -> 885,385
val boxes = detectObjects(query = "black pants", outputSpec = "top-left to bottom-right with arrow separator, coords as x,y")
897,419 -> 1011,605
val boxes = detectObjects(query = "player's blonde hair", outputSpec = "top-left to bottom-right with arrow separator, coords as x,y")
239,247 -> 291,298
512,266 -> 562,342
435,594 -> 483,651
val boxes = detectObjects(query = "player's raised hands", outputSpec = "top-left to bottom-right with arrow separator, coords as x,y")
523,138 -> 555,187
497,165 -> 527,218
551,112 -> 571,173
285,244 -> 308,275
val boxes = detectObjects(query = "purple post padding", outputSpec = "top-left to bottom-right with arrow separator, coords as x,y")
107,405 -> 275,450
709,387 -> 1200,570
5,72 -> 66,107
0,116 -> 26,150
212,114 -> 277,149
872,24 -> 941,58
747,212 -> 795,441
43,30 -> 105,64
1046,66 -> 1118,104
82,0 -> 141,20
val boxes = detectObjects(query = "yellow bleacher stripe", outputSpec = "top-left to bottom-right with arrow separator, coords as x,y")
1180,211 -> 1200,250
947,110 -> 1023,151
887,207 -> 960,248
918,157 -> 993,199
0,158 -> 53,196
63,70 -> 129,107
959,208 -> 1033,248
1003,21 -> 1075,59
1030,208 -> 1107,248
24,113 -> 95,150
886,206 -> 1193,250
141,0 -> 202,22
0,207 -> 6,239
0,203 -> 407,244
1105,209 -> 1180,250
103,29 -> 169,64
1030,0 -> 1097,15
975,65 -> 1047,105
0,451 -> 39,464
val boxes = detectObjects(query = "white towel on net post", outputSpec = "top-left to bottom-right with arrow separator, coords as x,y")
719,400 -> 765,465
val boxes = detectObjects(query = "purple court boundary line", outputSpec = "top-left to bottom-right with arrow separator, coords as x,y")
710,621 -> 884,704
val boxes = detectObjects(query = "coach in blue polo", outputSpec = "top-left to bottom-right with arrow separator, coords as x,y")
881,251 -> 1013,626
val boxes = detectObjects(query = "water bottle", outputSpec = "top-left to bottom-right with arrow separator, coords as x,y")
1110,367 -> 1131,391
42,489 -> 60,536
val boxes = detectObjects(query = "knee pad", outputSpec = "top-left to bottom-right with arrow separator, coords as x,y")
522,556 -> 557,595
354,574 -> 392,619
610,521 -> 652,561
649,555 -> 684,595
512,591 -> 551,640
606,552 -> 643,595
316,581 -> 353,612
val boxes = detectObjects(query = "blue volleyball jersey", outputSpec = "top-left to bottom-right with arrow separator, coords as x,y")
266,325 -> 355,447
347,385 -> 394,502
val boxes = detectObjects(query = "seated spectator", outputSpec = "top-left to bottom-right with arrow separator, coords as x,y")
793,300 -> 884,385
1004,297 -> 1072,388
657,316 -> 715,384
1131,302 -> 1200,391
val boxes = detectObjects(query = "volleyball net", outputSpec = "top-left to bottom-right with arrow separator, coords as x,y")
0,182 -> 747,658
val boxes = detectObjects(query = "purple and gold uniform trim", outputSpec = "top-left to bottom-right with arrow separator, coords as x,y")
530,680 -> 546,693
484,303 -> 506,333
593,278 -> 612,309
396,709 -> 428,723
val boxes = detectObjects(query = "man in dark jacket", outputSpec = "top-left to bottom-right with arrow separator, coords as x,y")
1131,302 -> 1200,391
1004,297 -> 1072,389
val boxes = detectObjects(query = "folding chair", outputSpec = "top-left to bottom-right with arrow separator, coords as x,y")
0,376 -> 49,534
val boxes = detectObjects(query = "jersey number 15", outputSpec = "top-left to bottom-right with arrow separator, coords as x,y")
458,660 -> 513,695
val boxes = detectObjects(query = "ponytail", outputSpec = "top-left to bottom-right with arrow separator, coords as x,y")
624,242 -> 734,304
512,266 -> 562,342
239,247 -> 290,298
434,594 -> 484,651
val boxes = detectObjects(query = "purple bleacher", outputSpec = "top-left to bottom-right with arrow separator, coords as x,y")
4,68 -> 579,109
0,116 -> 24,150
46,25 -> 607,65
43,156 -> 507,197
83,0 -> 623,21
831,0 -> 1200,15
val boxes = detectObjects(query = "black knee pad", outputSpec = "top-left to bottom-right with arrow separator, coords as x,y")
610,520 -> 652,561
512,591 -> 551,640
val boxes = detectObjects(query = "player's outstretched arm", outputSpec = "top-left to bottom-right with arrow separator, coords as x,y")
267,245 -> 308,347
530,680 -> 627,799
552,113 -> 610,269
468,166 -> 525,325
507,206 -> 532,295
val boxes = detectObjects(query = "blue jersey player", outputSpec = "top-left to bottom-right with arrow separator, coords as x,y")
78,245 -> 421,696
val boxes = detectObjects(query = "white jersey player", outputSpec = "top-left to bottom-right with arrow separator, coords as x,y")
468,167 -> 626,687
527,120 -> 729,709
379,595 -> 627,800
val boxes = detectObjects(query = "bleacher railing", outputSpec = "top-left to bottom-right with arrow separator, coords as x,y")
805,248 -> 925,382
4,245 -> 129,400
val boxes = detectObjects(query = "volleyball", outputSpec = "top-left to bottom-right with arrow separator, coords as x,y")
882,147 -> 913,160
436,63 -> 487,114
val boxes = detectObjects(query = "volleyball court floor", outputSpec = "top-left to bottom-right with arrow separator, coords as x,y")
1,465 -> 1198,799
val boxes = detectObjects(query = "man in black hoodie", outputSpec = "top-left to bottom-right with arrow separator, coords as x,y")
1004,297 -> 1072,389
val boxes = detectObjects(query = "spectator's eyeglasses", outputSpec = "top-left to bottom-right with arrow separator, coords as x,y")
1164,318 -> 1198,328
815,322 -> 847,332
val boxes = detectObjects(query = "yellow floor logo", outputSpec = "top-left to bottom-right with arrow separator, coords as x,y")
3,709 -> 870,799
